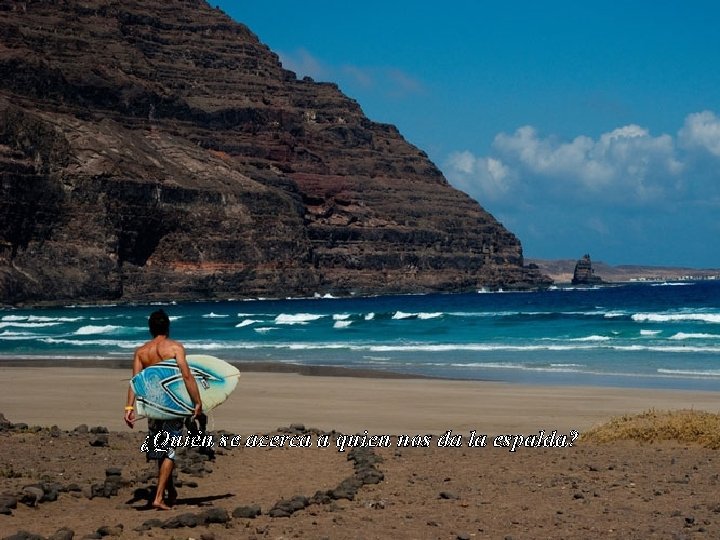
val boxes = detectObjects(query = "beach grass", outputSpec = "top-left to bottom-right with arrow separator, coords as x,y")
581,409 -> 720,449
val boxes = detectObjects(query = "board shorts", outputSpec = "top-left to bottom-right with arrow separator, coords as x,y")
145,418 -> 185,461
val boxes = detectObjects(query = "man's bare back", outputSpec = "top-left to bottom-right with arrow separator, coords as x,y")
135,335 -> 185,369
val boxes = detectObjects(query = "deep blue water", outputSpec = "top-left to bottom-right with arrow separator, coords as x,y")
2,281 -> 720,390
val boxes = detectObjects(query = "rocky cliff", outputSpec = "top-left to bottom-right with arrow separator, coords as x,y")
0,0 -> 550,305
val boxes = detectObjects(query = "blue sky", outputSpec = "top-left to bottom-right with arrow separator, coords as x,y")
217,1 -> 720,267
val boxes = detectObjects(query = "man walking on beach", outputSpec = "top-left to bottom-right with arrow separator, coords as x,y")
124,309 -> 203,510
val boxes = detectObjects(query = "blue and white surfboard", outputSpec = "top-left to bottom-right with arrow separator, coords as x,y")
131,354 -> 240,419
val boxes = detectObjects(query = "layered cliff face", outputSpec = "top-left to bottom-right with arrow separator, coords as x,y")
0,0 -> 549,305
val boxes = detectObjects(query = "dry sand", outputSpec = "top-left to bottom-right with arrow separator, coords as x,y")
1,364 -> 719,539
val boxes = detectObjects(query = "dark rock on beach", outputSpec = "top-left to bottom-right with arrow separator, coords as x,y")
0,494 -> 17,515
47,529 -> 75,540
89,434 -> 109,447
199,507 -> 231,524
159,508 -> 229,529
160,512 -> 201,529
232,505 -> 262,519
0,0 -> 550,306
2,532 -> 46,540
134,518 -> 163,533
0,413 -> 13,431
95,524 -> 123,537
19,485 -> 45,507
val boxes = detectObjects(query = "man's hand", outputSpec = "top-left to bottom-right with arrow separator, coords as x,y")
192,402 -> 203,420
124,409 -> 136,428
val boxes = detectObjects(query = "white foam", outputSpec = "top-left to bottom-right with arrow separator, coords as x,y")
74,325 -> 123,335
418,312 -> 443,320
333,321 -> 352,329
657,368 -> 720,377
364,344 -> 587,352
185,342 -> 230,350
1,315 -> 26,322
632,312 -> 720,324
236,319 -> 261,328
40,337 -> 140,348
254,327 -> 279,334
669,332 -> 720,340
202,312 -> 229,318
364,313 -> 375,321
392,311 -> 414,320
570,335 -> 611,342
333,314 -> 351,321
0,322 -> 63,329
274,313 -> 324,325
640,329 -> 661,336
362,355 -> 392,362
0,330 -> 37,340
1,315 -> 83,322
448,362 -> 584,373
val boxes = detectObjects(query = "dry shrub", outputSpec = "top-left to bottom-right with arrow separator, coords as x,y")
581,409 -> 720,449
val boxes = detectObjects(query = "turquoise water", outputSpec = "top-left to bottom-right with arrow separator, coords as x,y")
2,281 -> 720,390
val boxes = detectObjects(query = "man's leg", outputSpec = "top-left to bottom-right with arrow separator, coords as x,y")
153,457 -> 174,510
166,465 -> 178,506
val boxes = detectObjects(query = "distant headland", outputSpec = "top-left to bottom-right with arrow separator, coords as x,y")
528,257 -> 720,284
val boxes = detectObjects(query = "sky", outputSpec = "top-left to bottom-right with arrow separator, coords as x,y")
217,1 -> 720,267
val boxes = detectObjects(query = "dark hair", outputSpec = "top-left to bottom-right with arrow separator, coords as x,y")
148,309 -> 170,337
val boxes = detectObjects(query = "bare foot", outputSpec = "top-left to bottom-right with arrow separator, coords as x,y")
152,501 -> 172,511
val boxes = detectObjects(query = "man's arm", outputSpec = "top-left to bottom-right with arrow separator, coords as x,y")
124,350 -> 143,428
174,343 -> 203,418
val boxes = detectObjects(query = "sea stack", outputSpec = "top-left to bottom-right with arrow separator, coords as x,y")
571,254 -> 603,285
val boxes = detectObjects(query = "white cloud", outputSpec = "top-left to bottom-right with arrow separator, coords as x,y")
492,124 -> 682,200
445,151 -> 512,201
679,110 -> 720,156
445,118 -> 704,208
442,111 -> 720,265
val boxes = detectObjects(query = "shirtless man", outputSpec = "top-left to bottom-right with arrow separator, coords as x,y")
124,309 -> 202,510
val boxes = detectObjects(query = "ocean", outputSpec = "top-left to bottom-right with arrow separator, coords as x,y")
1,280 -> 719,391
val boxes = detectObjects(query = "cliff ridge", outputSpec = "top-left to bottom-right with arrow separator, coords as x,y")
0,0 -> 549,305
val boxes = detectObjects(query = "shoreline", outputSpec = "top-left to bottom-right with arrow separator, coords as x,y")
0,361 -> 717,436
3,355 -> 720,392
0,356 -> 437,379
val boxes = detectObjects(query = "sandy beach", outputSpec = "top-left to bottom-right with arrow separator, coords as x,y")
1,363 -> 719,539
2,365 -> 719,435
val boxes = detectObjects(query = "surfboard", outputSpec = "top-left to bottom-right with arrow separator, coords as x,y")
131,354 -> 240,419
